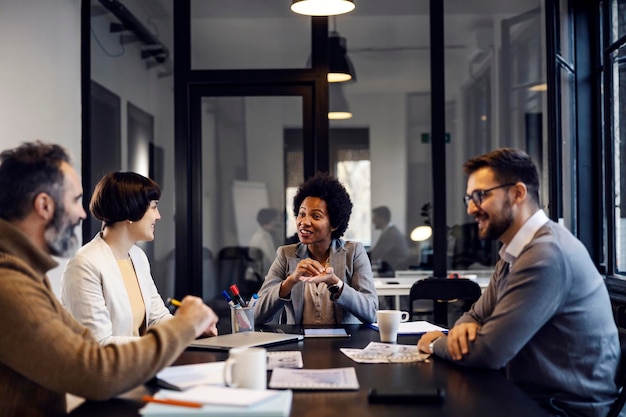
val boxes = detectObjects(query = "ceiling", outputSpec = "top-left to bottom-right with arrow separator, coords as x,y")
93,0 -> 543,97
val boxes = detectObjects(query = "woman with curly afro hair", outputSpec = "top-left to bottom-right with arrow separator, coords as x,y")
254,173 -> 378,325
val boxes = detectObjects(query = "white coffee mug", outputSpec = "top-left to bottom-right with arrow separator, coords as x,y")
376,310 -> 410,343
223,347 -> 267,390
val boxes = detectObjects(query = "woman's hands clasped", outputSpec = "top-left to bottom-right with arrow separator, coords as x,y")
279,258 -> 339,298
295,258 -> 335,285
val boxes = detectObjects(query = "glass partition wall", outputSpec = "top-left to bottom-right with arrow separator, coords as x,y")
444,1 -> 548,274
87,0 -> 550,309
87,0 -> 177,296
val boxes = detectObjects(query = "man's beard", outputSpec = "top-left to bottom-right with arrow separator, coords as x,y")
44,201 -> 80,258
478,198 -> 514,241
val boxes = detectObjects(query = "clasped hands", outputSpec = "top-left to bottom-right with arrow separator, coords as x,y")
293,258 -> 338,286
417,322 -> 481,360
280,258 -> 341,299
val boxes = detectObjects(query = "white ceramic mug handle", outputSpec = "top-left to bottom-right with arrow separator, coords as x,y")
223,357 -> 238,387
400,311 -> 410,322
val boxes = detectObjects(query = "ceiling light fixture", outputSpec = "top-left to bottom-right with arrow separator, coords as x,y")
328,83 -> 352,119
290,0 -> 355,16
528,83 -> 547,92
328,30 -> 356,82
328,16 -> 356,82
410,226 -> 433,242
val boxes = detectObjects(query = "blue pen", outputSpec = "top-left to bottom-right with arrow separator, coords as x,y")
221,290 -> 237,308
248,293 -> 259,308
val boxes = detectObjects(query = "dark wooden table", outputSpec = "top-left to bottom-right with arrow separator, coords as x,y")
69,324 -> 551,417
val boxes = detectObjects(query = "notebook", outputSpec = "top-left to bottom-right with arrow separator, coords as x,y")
140,388 -> 292,416
189,331 -> 303,350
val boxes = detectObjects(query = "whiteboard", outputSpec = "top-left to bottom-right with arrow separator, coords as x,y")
232,180 -> 269,246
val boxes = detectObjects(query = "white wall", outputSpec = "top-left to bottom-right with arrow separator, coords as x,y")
90,6 -> 176,256
0,0 -> 82,297
346,91 -> 409,242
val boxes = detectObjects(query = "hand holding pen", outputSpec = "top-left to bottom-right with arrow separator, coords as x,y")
167,296 -> 219,337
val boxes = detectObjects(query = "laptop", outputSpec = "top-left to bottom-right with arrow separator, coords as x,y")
189,331 -> 304,350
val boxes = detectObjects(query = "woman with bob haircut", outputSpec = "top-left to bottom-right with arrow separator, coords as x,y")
61,171 -> 177,344
254,172 -> 378,325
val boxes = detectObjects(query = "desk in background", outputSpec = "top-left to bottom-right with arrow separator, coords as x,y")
375,270 -> 492,309
68,325 -> 550,417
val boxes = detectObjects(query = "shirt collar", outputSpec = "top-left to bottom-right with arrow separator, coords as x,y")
295,238 -> 345,258
499,209 -> 549,264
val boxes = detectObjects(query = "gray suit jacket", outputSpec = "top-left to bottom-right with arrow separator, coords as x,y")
254,239 -> 378,325
438,219 -> 619,417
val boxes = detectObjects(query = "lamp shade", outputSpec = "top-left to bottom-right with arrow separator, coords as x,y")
290,0 -> 355,16
410,225 -> 433,242
328,83 -> 352,119
328,31 -> 356,82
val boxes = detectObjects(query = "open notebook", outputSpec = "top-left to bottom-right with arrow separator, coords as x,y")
189,331 -> 303,350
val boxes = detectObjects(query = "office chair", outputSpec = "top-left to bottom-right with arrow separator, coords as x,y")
607,327 -> 626,417
408,277 -> 482,327
217,246 -> 264,299
207,246 -> 264,320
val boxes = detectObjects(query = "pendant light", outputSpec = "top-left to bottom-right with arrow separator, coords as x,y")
328,16 -> 356,82
305,29 -> 357,82
328,83 -> 352,119
328,31 -> 356,82
290,0 -> 355,16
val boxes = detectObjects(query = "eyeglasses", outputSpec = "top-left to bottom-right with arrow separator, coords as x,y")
463,183 -> 516,207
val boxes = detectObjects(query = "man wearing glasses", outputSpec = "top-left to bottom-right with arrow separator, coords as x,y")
417,148 -> 619,417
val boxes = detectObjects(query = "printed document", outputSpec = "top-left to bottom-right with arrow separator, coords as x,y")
269,367 -> 359,390
341,342 -> 430,363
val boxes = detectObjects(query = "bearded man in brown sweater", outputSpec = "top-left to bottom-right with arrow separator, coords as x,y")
0,141 -> 219,416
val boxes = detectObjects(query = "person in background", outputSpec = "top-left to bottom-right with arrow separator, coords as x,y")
61,172 -> 187,345
417,148 -> 619,417
254,172 -> 378,325
369,205 -> 411,272
0,141 -> 218,416
249,207 -> 281,275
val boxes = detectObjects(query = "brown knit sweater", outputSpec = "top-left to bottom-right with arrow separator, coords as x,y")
0,219 -> 196,416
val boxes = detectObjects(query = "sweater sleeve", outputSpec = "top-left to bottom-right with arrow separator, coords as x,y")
433,242 -> 567,369
0,265 -> 196,400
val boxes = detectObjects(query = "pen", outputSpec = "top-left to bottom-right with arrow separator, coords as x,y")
221,290 -> 237,308
142,395 -> 203,408
166,298 -> 181,308
248,293 -> 259,308
229,284 -> 247,307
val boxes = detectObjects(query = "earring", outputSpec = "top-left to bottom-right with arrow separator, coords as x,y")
129,220 -> 133,224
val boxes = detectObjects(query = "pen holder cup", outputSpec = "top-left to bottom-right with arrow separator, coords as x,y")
230,306 -> 255,333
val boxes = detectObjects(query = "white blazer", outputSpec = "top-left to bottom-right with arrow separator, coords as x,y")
61,233 -> 171,345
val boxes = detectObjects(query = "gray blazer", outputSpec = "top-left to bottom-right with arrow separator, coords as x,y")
254,239 -> 378,325
443,220 -> 619,417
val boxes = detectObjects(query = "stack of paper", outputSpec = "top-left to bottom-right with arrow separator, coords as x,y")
269,367 -> 359,390
368,320 -> 448,335
155,362 -> 225,390
139,388 -> 292,417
